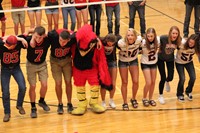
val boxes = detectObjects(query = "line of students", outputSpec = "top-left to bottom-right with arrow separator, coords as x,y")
1,24 -> 200,122
101,26 -> 200,111
0,26 -> 77,122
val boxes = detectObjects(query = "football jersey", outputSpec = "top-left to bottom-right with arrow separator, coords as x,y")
140,36 -> 160,64
74,0 -> 87,7
175,39 -> 195,64
0,38 -> 25,68
105,0 -> 118,6
24,35 -> 51,64
118,36 -> 142,62
48,29 -> 76,59
61,0 -> 75,4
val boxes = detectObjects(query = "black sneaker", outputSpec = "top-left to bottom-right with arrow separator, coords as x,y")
38,101 -> 50,111
30,107 -> 37,118
3,114 -> 10,122
177,96 -> 185,102
16,106 -> 26,115
57,104 -> 64,114
186,93 -> 193,101
67,103 -> 74,113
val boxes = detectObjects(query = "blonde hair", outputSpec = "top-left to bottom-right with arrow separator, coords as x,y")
124,28 -> 138,56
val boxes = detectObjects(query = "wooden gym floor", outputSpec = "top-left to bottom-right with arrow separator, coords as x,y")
1,0 -> 200,132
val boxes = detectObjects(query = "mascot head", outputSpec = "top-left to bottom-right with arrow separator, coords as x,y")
76,24 -> 98,56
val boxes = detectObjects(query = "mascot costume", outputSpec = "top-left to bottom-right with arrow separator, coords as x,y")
71,24 -> 112,115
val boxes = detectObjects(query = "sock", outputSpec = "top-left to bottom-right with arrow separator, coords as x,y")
39,97 -> 44,103
31,102 -> 36,108
2,32 -> 5,37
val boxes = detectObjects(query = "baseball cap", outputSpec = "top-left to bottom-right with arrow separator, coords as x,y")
6,35 -> 18,46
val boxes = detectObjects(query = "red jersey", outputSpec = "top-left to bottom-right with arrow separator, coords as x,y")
105,0 -> 118,7
11,0 -> 25,7
75,0 -> 87,7
89,0 -> 102,2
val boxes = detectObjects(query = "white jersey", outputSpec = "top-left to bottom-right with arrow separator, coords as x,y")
61,0 -> 75,5
175,39 -> 195,64
118,36 -> 142,62
140,36 -> 160,64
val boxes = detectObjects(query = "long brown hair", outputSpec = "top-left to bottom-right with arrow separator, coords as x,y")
168,26 -> 182,47
145,28 -> 158,52
103,33 -> 117,44
184,34 -> 199,54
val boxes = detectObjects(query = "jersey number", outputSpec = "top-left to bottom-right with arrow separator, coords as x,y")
34,49 -> 43,62
124,49 -> 138,57
181,53 -> 194,62
148,51 -> 156,61
63,0 -> 74,4
55,48 -> 70,57
3,52 -> 19,64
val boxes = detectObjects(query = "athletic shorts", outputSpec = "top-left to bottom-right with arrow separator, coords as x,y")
75,6 -> 87,10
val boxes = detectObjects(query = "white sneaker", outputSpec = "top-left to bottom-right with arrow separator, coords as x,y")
109,99 -> 116,109
165,82 -> 171,92
102,101 -> 106,108
158,95 -> 165,104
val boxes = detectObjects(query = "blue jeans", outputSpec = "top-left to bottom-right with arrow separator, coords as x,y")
1,65 -> 26,114
129,1 -> 146,34
157,58 -> 174,95
89,4 -> 102,36
175,62 -> 196,97
106,4 -> 120,35
183,4 -> 200,36
62,6 -> 76,31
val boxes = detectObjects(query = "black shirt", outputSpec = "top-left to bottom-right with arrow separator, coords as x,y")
21,35 -> 51,64
48,29 -> 76,59
0,38 -> 25,68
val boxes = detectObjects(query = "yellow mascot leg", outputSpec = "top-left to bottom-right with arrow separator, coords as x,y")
89,85 -> 106,113
71,86 -> 88,115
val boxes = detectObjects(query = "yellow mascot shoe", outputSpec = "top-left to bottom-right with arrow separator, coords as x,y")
90,103 -> 106,113
72,100 -> 88,115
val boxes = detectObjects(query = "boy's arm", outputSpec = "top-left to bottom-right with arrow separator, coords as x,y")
16,36 -> 28,48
